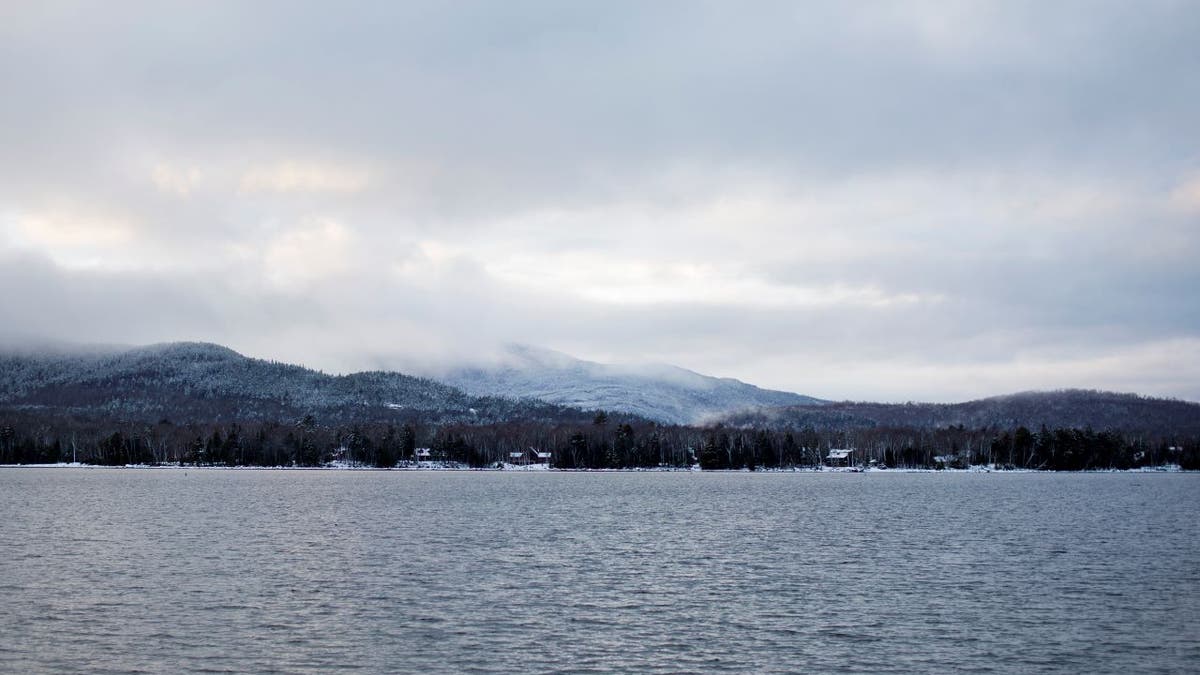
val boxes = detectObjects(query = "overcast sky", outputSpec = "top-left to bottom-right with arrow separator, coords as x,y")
1,1 -> 1198,402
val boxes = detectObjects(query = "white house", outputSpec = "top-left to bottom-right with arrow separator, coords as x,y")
826,448 -> 854,467
508,448 -> 552,465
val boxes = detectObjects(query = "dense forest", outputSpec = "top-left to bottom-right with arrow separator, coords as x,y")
719,390 -> 1200,436
0,342 -> 598,426
1,408 -> 1196,470
2,342 -> 1198,470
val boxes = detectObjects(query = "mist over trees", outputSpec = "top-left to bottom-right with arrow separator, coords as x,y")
1,342 -> 1197,470
0,342 -> 597,426
438,343 -> 825,424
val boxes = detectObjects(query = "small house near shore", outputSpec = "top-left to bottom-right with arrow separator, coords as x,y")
826,448 -> 854,467
507,448 -> 552,465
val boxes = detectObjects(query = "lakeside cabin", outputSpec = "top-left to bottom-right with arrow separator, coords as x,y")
825,448 -> 854,468
507,448 -> 553,465
414,448 -> 432,462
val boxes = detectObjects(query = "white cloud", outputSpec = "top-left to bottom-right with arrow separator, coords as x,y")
739,338 -> 1200,403
0,1 -> 1196,401
3,210 -> 142,270
14,212 -> 134,248
239,162 -> 371,194
150,164 -> 203,197
485,253 -> 936,309
1169,173 -> 1200,214
262,218 -> 354,288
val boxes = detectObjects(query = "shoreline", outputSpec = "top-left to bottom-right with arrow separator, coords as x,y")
0,462 -> 1189,474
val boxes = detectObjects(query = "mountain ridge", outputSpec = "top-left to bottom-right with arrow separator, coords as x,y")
431,343 -> 825,425
718,388 -> 1200,435
0,341 -> 601,426
2,341 -> 1196,436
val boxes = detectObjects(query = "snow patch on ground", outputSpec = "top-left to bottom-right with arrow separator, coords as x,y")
0,463 -> 1189,473
500,462 -> 551,471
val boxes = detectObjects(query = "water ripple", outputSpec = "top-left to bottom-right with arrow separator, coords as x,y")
0,470 -> 1197,673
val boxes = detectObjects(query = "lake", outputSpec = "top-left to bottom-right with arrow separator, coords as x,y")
1,469 -> 1197,673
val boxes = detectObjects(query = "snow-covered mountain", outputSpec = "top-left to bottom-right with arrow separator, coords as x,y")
434,344 -> 825,425
0,342 -> 596,425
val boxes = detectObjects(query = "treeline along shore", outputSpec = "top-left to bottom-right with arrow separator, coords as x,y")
3,344 -> 1198,471
2,410 -> 1196,471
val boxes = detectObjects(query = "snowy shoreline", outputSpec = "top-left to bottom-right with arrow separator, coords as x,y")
0,462 -> 1189,473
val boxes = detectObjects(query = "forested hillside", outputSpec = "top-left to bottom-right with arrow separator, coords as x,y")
720,390 -> 1200,436
1,343 -> 1197,470
0,342 -> 599,426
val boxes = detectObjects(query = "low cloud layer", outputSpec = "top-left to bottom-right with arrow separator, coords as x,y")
1,1 -> 1197,401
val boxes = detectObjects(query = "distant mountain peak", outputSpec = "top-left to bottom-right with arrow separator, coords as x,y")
435,344 -> 824,424
129,341 -> 243,360
0,341 -> 599,426
497,343 -> 591,370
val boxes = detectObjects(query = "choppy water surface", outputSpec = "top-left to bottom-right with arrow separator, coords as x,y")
1,470 -> 1197,673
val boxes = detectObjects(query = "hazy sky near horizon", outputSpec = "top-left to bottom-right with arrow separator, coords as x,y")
2,1 -> 1198,402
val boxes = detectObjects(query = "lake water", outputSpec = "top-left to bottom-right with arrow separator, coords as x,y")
1,469 -> 1197,673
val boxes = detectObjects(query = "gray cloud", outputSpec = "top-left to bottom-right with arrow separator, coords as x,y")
1,1 -> 1198,401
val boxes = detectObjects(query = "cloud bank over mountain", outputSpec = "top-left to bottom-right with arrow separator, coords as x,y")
434,344 -> 825,424
1,1 -> 1198,401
